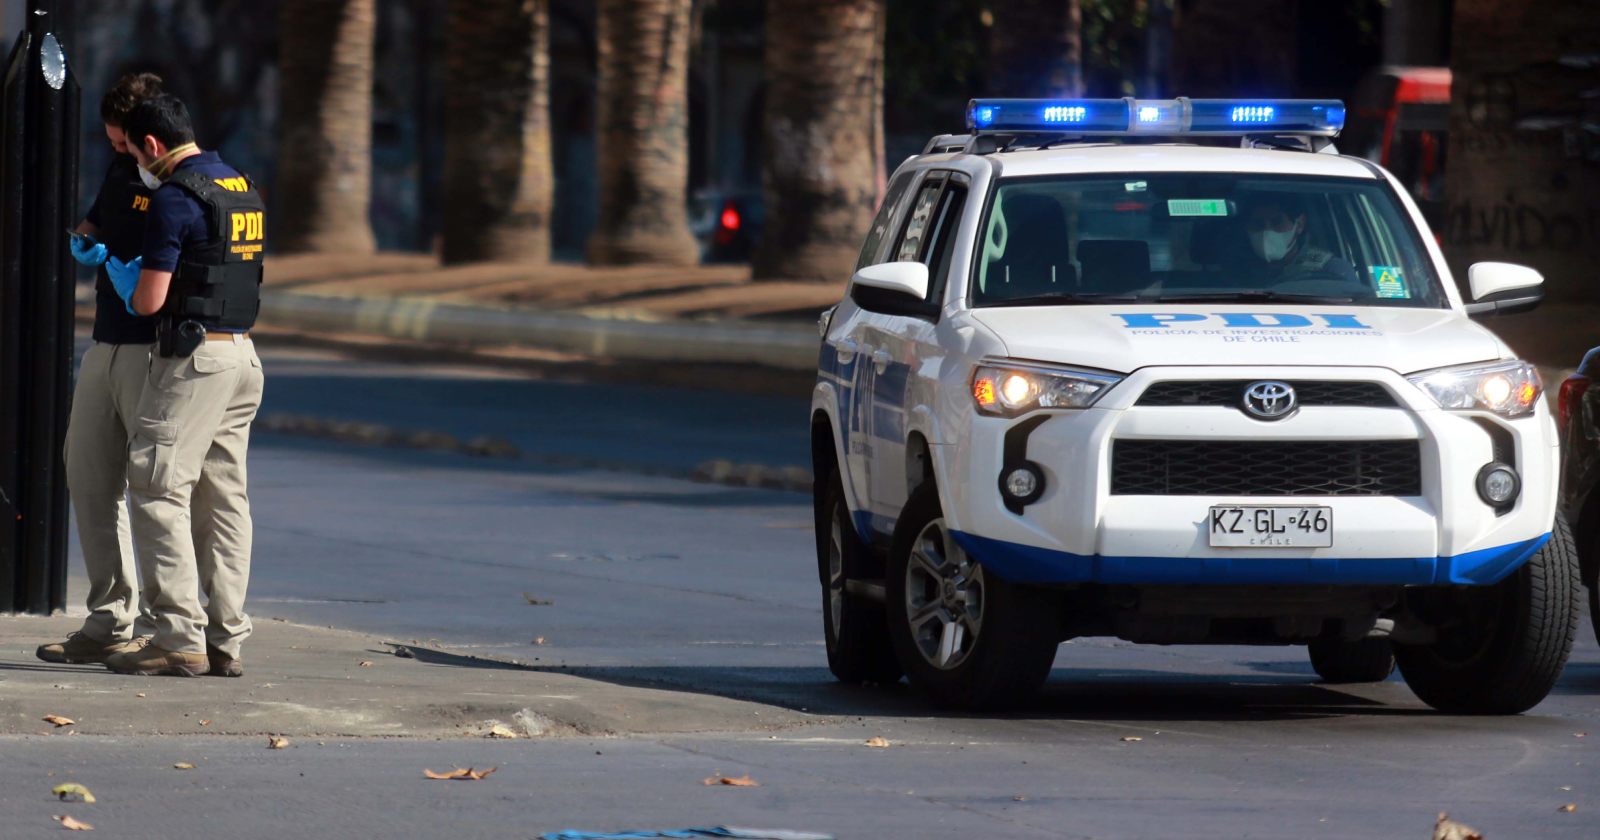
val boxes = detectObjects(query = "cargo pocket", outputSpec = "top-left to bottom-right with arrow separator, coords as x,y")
127,421 -> 180,494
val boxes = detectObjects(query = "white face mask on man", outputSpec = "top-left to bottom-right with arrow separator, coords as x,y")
1249,219 -> 1302,262
136,165 -> 162,190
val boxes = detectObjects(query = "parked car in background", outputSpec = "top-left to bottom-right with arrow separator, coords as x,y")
1347,66 -> 1450,228
1558,347 -> 1600,644
689,189 -> 764,263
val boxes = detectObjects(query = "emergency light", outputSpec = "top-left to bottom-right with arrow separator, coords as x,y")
965,97 -> 1345,137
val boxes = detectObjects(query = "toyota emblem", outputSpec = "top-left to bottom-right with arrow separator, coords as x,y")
1242,381 -> 1297,420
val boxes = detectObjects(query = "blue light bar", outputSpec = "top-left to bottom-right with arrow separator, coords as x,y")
963,97 -> 1345,137
1186,99 -> 1345,134
967,98 -> 1132,133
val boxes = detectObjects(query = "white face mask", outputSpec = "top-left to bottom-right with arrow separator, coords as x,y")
137,165 -> 162,190
1250,221 -> 1300,262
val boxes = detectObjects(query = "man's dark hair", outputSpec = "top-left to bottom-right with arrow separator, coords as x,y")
122,93 -> 195,150
99,72 -> 163,127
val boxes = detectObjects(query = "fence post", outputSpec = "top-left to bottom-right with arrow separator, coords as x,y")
0,0 -> 79,614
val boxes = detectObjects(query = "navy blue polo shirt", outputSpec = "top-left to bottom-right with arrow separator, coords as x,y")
83,155 -> 156,344
141,150 -> 251,332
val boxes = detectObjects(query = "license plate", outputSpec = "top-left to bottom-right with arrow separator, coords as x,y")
1208,506 -> 1332,548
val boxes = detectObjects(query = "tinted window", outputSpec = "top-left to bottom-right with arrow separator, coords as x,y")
893,178 -> 945,263
973,174 -> 1446,308
856,170 -> 918,270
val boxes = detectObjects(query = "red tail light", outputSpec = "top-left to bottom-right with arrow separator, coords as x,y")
719,204 -> 741,232
1559,374 -> 1589,432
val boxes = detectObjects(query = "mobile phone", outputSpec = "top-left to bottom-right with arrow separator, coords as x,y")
67,228 -> 91,246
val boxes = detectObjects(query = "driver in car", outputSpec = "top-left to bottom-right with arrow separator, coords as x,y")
1240,193 -> 1359,285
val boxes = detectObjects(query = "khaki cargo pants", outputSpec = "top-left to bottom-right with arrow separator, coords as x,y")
126,335 -> 264,657
64,341 -> 158,642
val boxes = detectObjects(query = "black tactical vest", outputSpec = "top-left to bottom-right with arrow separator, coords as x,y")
164,168 -> 266,330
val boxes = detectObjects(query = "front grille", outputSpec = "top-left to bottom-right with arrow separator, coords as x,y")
1111,440 -> 1422,496
1136,380 -> 1396,407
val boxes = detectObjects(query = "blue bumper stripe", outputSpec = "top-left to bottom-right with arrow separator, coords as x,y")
950,531 -> 1552,586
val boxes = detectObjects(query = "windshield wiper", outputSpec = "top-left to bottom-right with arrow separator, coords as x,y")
983,292 -> 1142,307
1154,290 -> 1355,304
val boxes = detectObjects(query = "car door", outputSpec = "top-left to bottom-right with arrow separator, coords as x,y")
862,172 -> 969,524
826,168 -> 918,526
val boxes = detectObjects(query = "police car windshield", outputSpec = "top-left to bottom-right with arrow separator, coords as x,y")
972,174 -> 1446,308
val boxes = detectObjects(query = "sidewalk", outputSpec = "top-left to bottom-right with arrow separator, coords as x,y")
257,254 -> 833,371
0,615 -> 818,739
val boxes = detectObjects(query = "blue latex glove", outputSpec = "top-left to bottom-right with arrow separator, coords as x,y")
69,232 -> 107,266
106,255 -> 142,315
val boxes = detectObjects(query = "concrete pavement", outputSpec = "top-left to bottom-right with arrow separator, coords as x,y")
4,337 -> 1598,838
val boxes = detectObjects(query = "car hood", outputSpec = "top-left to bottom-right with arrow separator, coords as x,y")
969,305 -> 1509,374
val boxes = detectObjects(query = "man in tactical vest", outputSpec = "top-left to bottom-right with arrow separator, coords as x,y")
101,94 -> 266,677
35,73 -> 164,666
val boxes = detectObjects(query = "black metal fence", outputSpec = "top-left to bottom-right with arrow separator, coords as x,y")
0,0 -> 78,614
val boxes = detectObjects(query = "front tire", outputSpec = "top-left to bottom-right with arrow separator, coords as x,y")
1307,638 -> 1396,683
885,484 -> 1059,710
816,465 -> 901,685
1394,515 -> 1581,715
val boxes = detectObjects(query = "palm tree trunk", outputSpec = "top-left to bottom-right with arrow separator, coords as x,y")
989,0 -> 1083,98
441,0 -> 553,265
585,0 -> 699,266
752,0 -> 884,283
1443,0 -> 1599,303
275,0 -> 376,254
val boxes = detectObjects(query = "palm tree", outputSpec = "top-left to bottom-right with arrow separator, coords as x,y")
440,0 -> 554,264
752,0 -> 885,283
989,0 -> 1083,98
585,0 -> 699,266
275,0 -> 377,254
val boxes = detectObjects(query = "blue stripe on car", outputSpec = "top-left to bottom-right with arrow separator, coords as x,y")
950,530 -> 1552,586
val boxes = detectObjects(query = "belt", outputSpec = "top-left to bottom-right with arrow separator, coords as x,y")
204,331 -> 250,343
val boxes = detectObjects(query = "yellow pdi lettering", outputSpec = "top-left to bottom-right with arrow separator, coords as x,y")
213,177 -> 250,192
230,211 -> 264,242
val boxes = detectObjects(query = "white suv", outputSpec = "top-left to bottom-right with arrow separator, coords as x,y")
810,98 -> 1580,713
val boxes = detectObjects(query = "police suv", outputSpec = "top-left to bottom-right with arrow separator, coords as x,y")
811,98 -> 1579,713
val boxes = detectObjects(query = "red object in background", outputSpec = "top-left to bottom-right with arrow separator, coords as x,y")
1380,67 -> 1450,167
1560,374 -> 1590,432
720,204 -> 741,232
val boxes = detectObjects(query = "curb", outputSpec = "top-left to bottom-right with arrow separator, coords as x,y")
258,290 -> 823,371
256,412 -> 813,493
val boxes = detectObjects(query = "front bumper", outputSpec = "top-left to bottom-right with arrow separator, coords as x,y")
939,366 -> 1559,586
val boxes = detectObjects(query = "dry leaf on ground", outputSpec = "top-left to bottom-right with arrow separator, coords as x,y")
1120,736 -> 1143,742
1432,812 -> 1483,840
268,736 -> 289,750
51,784 -> 95,803
522,593 -> 554,606
1559,804 -> 1577,813
135,693 -> 145,699
702,774 -> 759,787
358,660 -> 373,668
172,763 -> 195,771
423,767 -> 496,781
42,715 -> 75,727
486,724 -> 519,739
54,815 -> 94,831
532,637 -> 546,645
198,720 -> 211,727
864,737 -> 890,748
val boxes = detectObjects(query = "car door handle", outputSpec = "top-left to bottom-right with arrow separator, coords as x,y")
872,349 -> 893,373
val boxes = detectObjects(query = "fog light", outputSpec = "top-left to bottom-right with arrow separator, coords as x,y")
999,462 -> 1045,507
1476,463 -> 1520,506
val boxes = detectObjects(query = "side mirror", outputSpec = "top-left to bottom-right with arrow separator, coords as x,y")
1464,262 -> 1544,317
849,261 -> 938,318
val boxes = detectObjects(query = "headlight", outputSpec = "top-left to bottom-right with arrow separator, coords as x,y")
972,361 -> 1121,416
1407,360 -> 1543,418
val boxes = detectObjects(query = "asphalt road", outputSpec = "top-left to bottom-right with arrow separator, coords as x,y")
5,341 -> 1598,839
